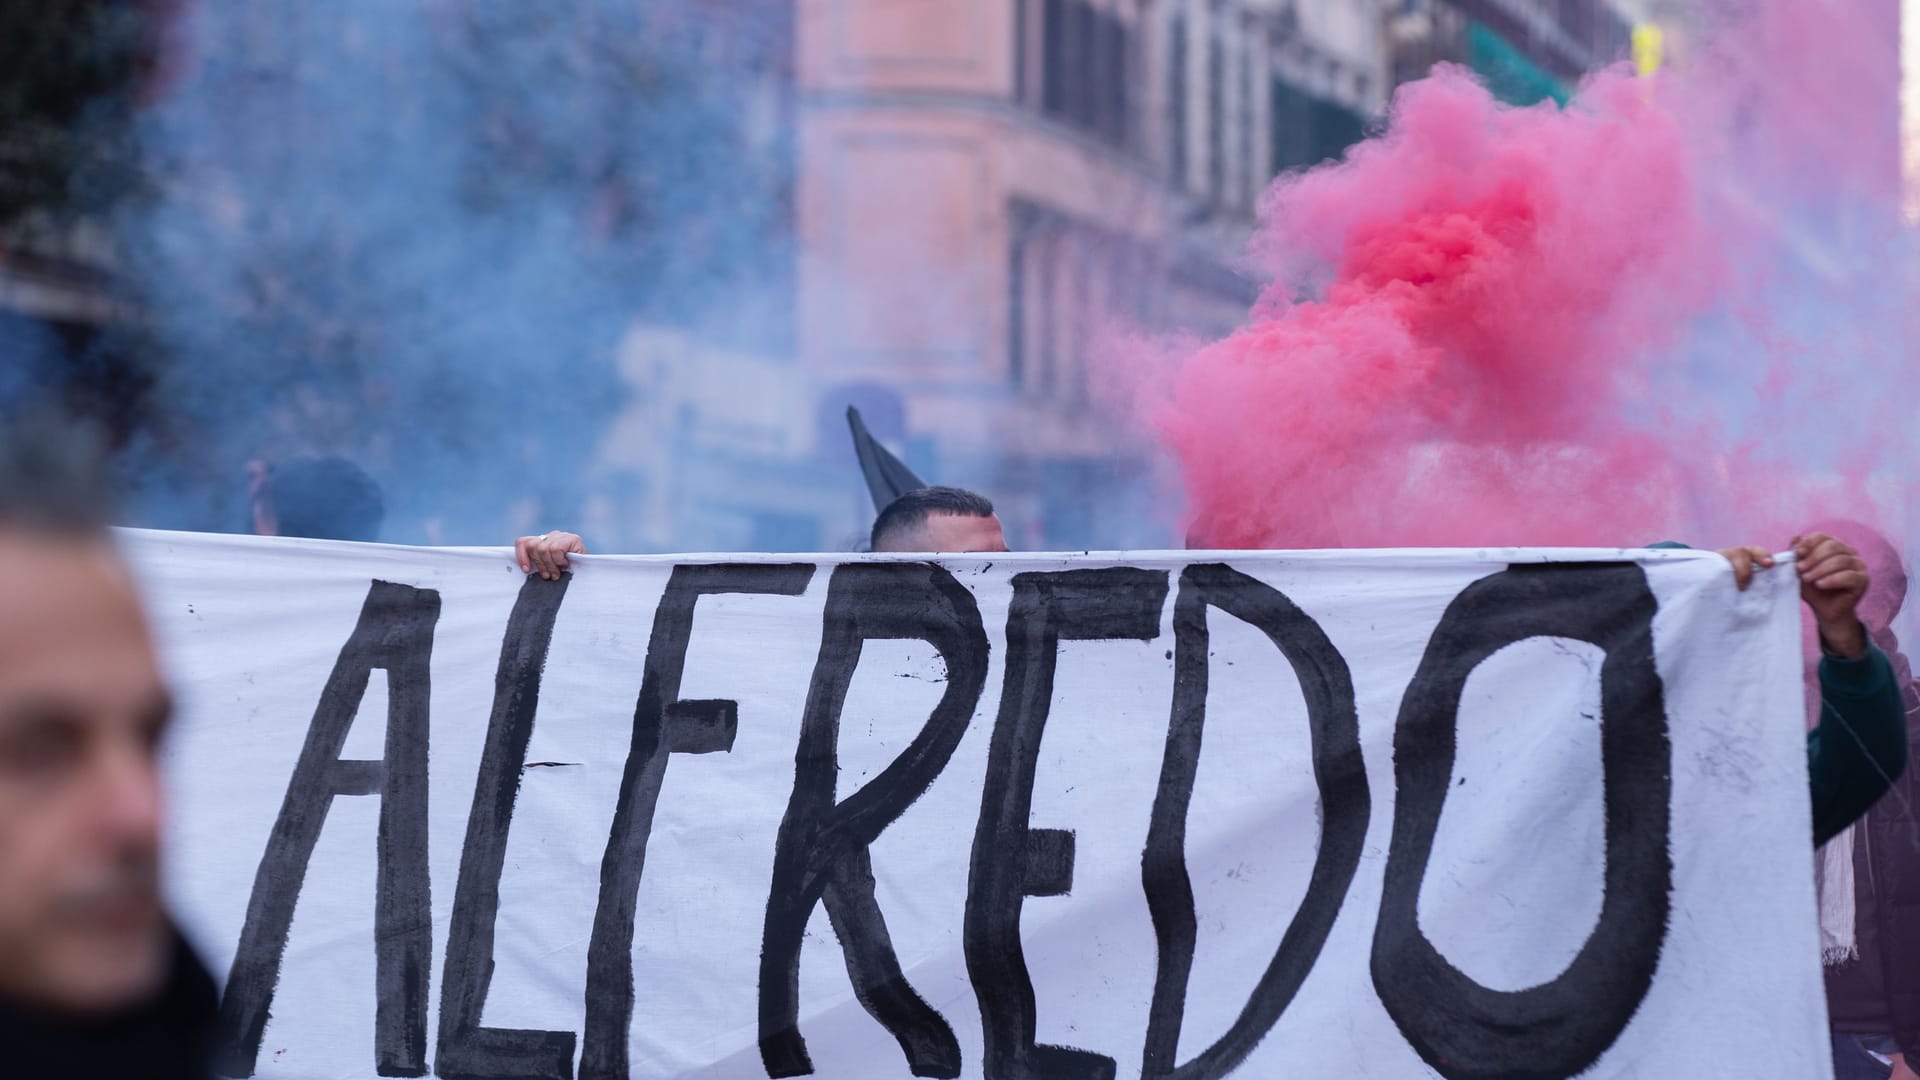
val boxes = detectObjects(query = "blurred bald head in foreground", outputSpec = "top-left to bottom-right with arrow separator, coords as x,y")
0,420 -> 214,1076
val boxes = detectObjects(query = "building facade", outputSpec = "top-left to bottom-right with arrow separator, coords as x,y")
777,0 -> 1629,550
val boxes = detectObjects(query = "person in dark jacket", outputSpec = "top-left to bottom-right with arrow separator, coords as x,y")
0,422 -> 216,1078
1786,523 -> 1920,1080
248,455 -> 385,542
1676,534 -> 1907,846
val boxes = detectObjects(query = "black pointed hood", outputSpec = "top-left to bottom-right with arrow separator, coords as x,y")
846,405 -> 927,512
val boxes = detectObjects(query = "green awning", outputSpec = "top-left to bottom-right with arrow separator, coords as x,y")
1466,20 -> 1571,107
1271,79 -> 1370,172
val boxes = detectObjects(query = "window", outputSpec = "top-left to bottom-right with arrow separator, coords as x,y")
1042,0 -> 1066,115
1170,13 -> 1188,187
1208,32 -> 1224,201
1121,19 -> 1136,149
1041,234 -> 1064,396
1241,41 -> 1256,207
1100,13 -> 1128,146
1068,2 -> 1094,128
1015,0 -> 1029,103
1032,0 -> 1134,153
1008,203 -> 1068,395
1089,11 -> 1114,143
1008,209 -> 1035,387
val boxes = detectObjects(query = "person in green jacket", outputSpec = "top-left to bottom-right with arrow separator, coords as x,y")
1708,533 -> 1909,845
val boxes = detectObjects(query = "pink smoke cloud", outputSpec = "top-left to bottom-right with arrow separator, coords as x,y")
1148,2 -> 1915,552
1170,68 -> 1716,547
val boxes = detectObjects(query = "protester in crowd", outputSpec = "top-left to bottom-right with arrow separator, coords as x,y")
248,455 -> 385,542
868,485 -> 1009,554
1746,523 -> 1920,1080
0,422 -> 216,1076
1647,531 -> 1913,1077
1718,533 -> 1909,847
514,485 -> 1011,581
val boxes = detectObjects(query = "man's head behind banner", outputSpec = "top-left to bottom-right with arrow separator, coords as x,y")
250,455 -> 385,542
870,486 -> 1009,554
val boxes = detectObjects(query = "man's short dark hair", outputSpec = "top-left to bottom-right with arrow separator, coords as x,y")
0,416 -> 113,533
262,456 -> 384,542
870,486 -> 994,551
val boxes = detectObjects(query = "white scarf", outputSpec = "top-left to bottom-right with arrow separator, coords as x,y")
1816,824 -> 1858,965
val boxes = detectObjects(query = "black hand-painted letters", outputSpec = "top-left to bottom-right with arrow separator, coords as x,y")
758,562 -> 989,1079
219,558 -> 1684,1080
436,574 -> 576,1080
1141,564 -> 1369,1080
214,580 -> 440,1079
966,567 -> 1170,1080
583,564 -> 816,1080
1371,563 -> 1673,1080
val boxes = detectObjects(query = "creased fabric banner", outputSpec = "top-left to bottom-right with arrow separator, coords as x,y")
121,529 -> 1828,1080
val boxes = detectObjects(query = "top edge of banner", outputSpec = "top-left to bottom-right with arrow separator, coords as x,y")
112,528 -> 1739,567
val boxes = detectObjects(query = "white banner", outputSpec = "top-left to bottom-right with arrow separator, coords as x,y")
122,530 -> 1828,1080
